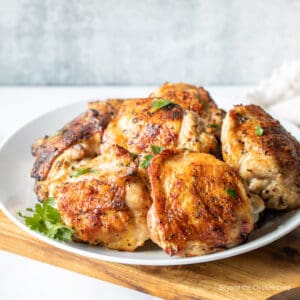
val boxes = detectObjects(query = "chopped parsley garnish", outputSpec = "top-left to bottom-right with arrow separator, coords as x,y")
226,188 -> 238,199
140,154 -> 154,168
150,99 -> 173,113
151,145 -> 164,154
139,145 -> 164,168
255,125 -> 264,136
70,167 -> 95,177
208,123 -> 219,129
18,198 -> 73,241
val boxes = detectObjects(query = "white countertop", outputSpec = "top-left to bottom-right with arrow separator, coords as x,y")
0,85 -> 253,300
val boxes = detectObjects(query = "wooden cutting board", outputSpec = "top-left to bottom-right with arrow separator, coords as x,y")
0,209 -> 299,300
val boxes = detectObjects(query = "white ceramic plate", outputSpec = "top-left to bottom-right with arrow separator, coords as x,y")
0,101 -> 299,266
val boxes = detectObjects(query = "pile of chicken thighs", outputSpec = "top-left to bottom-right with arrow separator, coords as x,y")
31,83 -> 300,257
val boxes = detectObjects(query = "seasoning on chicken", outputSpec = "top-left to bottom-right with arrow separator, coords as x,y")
147,150 -> 255,257
102,97 -> 218,156
221,104 -> 300,210
88,99 -> 123,120
150,82 -> 225,139
52,145 -> 151,251
31,109 -> 111,182
29,83 -> 300,256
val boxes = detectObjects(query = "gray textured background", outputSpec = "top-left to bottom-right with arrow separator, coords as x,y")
0,0 -> 300,86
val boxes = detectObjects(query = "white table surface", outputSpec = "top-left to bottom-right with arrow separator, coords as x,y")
0,85 -> 253,300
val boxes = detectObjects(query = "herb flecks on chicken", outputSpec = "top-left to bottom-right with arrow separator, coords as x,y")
221,104 -> 300,210
147,150 -> 254,257
28,83 -> 300,256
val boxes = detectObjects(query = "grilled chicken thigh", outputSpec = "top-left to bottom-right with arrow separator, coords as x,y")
147,150 -> 254,257
53,145 -> 151,251
150,82 -> 225,138
221,105 -> 300,210
31,107 -> 151,251
30,84 -> 300,256
31,109 -> 111,182
32,109 -> 114,200
102,97 -> 218,156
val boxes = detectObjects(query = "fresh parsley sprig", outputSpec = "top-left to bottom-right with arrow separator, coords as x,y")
18,198 -> 73,241
70,167 -> 96,177
139,145 -> 164,168
151,145 -> 164,154
139,154 -> 154,168
150,99 -> 173,113
255,125 -> 264,136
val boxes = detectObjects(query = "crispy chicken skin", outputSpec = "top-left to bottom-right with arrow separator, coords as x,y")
102,97 -> 218,156
221,105 -> 300,210
30,84 -> 300,255
54,175 -> 151,251
31,109 -> 111,181
34,143 -> 137,201
50,145 -> 151,251
88,99 -> 123,120
34,146 -> 93,201
150,82 -> 225,138
147,150 -> 254,257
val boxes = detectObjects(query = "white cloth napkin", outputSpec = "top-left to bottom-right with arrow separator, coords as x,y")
247,62 -> 300,126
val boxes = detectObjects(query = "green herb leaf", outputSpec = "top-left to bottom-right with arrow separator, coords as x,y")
18,198 -> 73,241
151,145 -> 164,154
150,99 -> 173,113
255,125 -> 264,136
226,188 -> 238,199
70,167 -> 95,177
139,145 -> 164,168
208,123 -> 219,129
140,154 -> 154,168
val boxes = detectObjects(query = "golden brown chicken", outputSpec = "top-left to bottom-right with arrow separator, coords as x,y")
221,104 -> 300,210
31,109 -> 111,182
31,108 -> 116,200
30,83 -> 300,256
102,97 -> 218,157
31,106 -> 151,251
52,145 -> 151,251
88,99 -> 123,120
150,82 -> 225,138
147,150 -> 255,257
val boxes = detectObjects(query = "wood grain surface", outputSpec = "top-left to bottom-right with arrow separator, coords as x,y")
0,209 -> 299,300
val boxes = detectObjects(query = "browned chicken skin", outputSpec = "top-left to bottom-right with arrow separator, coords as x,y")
221,105 -> 300,210
150,82 -> 225,138
31,109 -> 111,181
147,150 -> 254,257
102,97 -> 218,156
54,175 -> 151,251
30,84 -> 300,255
88,99 -> 123,120
51,145 -> 151,250
30,106 -> 151,251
